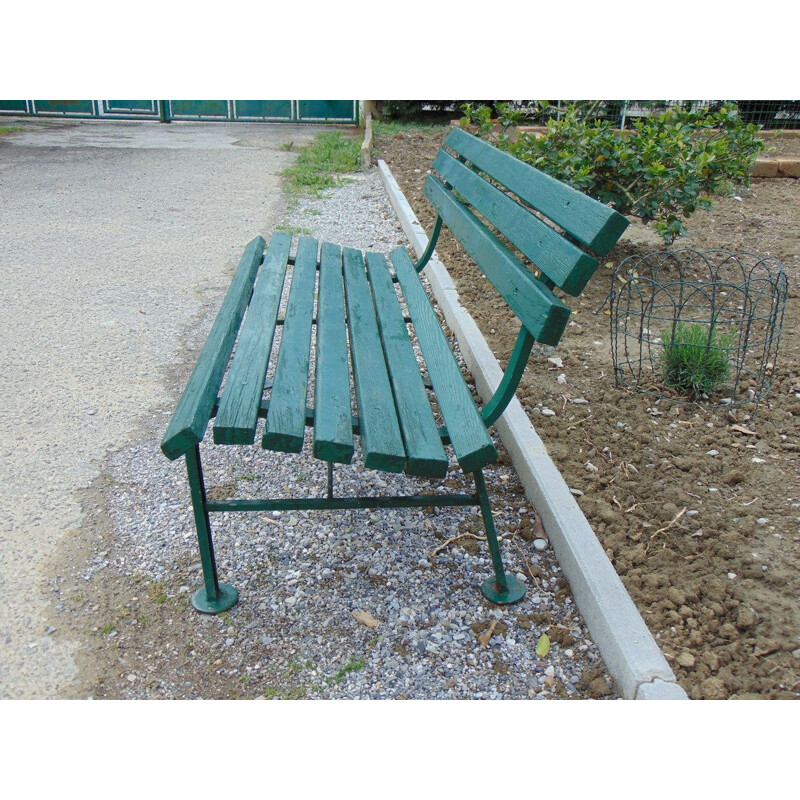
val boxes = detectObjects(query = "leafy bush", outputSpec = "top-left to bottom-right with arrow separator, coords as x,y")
461,101 -> 764,244
660,321 -> 736,398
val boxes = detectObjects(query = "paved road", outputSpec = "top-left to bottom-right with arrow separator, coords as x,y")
0,118 -> 318,698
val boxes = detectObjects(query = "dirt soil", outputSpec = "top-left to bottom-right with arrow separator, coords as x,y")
377,127 -> 800,700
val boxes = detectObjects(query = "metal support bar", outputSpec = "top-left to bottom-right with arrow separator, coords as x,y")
184,446 -> 238,613
207,492 -> 478,513
413,215 -> 443,273
481,328 -> 535,428
473,470 -> 526,604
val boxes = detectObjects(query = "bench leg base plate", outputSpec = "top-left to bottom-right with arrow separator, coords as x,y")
481,575 -> 526,605
191,583 -> 239,614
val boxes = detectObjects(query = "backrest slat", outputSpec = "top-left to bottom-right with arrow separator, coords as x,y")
444,127 -> 628,257
432,149 -> 599,296
424,173 -> 570,347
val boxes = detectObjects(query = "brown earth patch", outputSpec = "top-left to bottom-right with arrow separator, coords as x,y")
376,126 -> 800,699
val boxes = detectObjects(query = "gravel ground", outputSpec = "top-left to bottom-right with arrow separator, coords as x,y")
0,119 -> 319,698
52,169 -> 618,700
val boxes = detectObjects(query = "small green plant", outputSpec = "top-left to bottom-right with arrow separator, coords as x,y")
276,224 -> 312,236
334,659 -> 365,682
660,321 -> 736,399
283,131 -> 361,196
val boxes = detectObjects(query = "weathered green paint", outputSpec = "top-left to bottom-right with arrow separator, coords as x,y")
433,150 -> 599,296
444,127 -> 629,256
391,247 -> 497,474
263,236 -> 319,452
313,243 -> 354,464
213,233 -> 291,444
424,175 -> 571,346
342,247 -> 406,473
365,252 -> 448,478
161,236 -> 265,460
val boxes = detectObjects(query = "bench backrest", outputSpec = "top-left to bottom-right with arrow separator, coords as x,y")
423,127 -> 629,346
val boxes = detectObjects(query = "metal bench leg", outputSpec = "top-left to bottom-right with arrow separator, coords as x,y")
473,470 -> 526,604
185,445 -> 239,614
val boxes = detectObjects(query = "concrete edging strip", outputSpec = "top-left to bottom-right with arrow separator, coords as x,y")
377,159 -> 688,700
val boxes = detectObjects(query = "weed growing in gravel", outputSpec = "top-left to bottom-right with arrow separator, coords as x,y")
283,131 -> 361,196
334,659 -> 366,682
661,321 -> 736,398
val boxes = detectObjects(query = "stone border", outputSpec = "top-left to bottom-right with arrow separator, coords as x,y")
377,159 -> 689,700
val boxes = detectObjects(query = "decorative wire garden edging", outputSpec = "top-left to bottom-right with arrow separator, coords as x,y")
609,249 -> 788,414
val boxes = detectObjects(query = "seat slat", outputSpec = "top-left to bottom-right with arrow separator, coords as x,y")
433,150 -> 599,296
365,251 -> 448,479
444,127 -> 629,256
342,247 -> 406,473
391,247 -> 497,475
424,174 -> 571,346
263,236 -> 318,453
161,235 -> 266,460
214,232 -> 291,444
313,243 -> 354,464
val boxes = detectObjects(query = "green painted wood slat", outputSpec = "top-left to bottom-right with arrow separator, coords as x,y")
342,247 -> 406,473
391,247 -> 497,475
364,252 -> 448,478
263,236 -> 319,452
161,236 -> 266,460
444,127 -> 629,256
313,243 -> 354,464
433,150 -> 599,296
424,174 -> 571,346
213,233 -> 291,444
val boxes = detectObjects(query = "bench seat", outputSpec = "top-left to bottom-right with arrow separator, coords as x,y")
162,231 -> 500,478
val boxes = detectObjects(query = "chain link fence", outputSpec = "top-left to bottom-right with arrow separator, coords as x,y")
506,101 -> 800,129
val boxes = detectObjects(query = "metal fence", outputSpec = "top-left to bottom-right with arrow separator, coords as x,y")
507,100 -> 800,129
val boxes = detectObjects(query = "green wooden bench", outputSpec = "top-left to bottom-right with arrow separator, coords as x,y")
161,128 -> 629,613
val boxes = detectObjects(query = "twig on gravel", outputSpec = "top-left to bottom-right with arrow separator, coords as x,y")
508,535 -> 544,590
478,619 -> 499,647
429,532 -> 486,558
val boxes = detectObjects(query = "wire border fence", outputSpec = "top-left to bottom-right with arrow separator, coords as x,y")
609,249 -> 788,416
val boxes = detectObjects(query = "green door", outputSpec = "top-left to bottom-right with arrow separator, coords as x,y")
233,100 -> 293,121
32,100 -> 97,116
102,101 -> 159,117
168,100 -> 231,119
297,101 -> 357,122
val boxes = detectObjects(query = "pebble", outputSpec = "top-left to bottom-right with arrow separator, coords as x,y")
533,539 -> 548,551
541,408 -> 556,417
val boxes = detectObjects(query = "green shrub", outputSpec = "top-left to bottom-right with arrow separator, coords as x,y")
461,101 -> 764,244
660,321 -> 736,398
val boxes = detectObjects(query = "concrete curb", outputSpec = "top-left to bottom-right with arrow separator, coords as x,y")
377,159 -> 688,700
